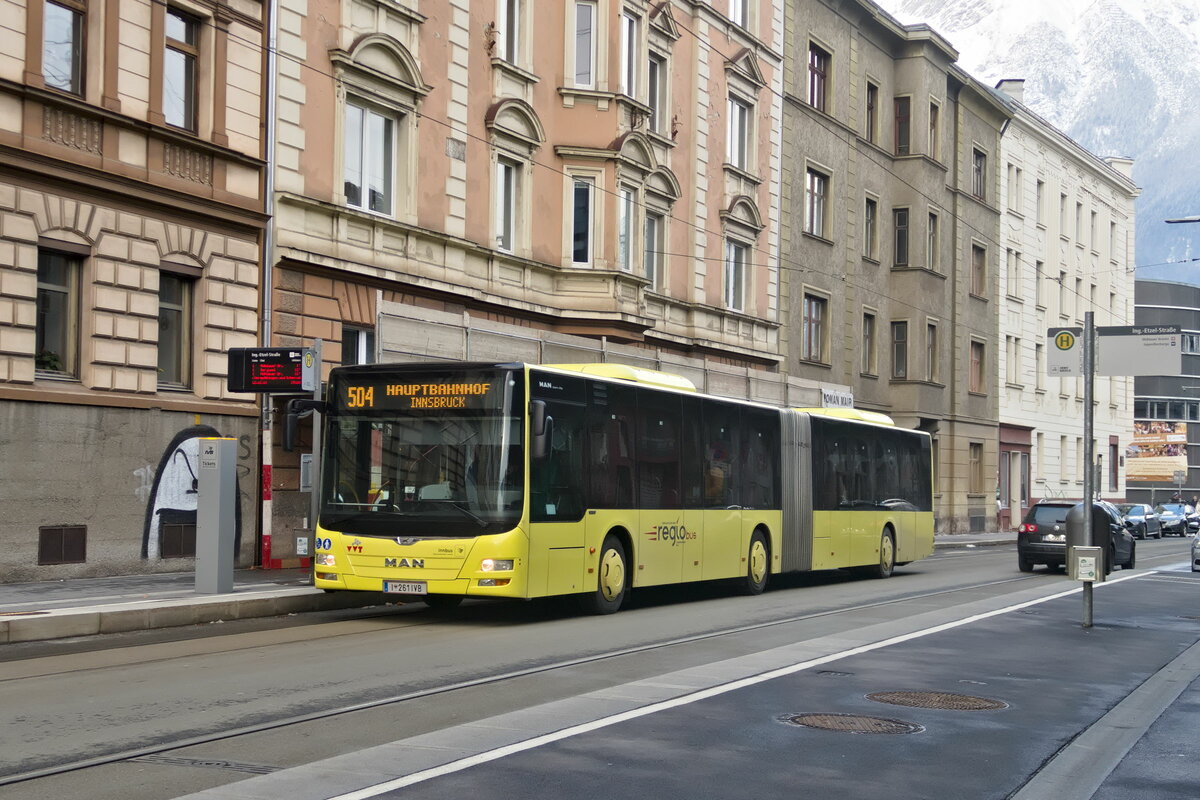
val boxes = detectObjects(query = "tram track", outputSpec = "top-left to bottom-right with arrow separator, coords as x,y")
1,569 -> 1046,788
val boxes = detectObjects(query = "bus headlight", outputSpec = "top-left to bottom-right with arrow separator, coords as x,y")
316,554 -> 337,567
480,558 -> 513,572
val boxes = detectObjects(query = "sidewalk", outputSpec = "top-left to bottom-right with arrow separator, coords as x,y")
0,532 -> 1012,645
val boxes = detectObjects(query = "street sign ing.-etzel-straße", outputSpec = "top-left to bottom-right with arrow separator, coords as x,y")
1046,325 -> 1180,377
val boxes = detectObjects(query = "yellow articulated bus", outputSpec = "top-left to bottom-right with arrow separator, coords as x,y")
305,361 -> 934,613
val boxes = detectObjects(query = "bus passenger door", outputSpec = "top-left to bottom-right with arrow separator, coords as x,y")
634,388 -> 683,587
528,377 -> 588,598
700,399 -> 742,580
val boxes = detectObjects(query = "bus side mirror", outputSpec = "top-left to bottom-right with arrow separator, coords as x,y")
530,400 -> 552,460
283,398 -> 326,452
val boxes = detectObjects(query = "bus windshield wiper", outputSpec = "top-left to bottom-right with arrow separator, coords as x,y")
422,499 -> 488,528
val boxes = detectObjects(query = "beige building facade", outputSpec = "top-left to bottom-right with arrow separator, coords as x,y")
265,0 -> 834,547
992,79 -> 1139,528
0,0 -> 266,577
779,0 -> 1011,533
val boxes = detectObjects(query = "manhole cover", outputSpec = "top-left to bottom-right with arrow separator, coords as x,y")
867,691 -> 1008,711
781,713 -> 923,735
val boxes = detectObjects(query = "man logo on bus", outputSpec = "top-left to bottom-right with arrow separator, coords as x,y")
645,522 -> 696,546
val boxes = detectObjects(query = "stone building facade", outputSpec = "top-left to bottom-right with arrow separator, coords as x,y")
992,80 -> 1138,527
0,0 -> 266,578
263,0 -> 848,550
779,0 -> 1010,532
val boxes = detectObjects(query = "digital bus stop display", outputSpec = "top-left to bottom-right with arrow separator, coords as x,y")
227,348 -> 314,393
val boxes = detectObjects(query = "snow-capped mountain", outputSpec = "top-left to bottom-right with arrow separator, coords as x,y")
877,0 -> 1200,283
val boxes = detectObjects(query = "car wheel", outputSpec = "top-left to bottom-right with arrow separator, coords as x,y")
1122,542 -> 1136,570
581,534 -> 628,615
1018,553 -> 1035,573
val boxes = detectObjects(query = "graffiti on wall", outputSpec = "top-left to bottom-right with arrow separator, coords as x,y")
141,425 -> 242,559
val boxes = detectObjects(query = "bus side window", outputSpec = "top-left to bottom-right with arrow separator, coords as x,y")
702,400 -> 740,508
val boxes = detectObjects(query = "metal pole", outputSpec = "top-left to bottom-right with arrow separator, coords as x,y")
308,339 -> 323,535
1083,312 -> 1095,628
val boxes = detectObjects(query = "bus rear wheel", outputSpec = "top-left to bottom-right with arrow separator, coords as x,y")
868,530 -> 896,579
581,535 -> 627,615
739,530 -> 770,595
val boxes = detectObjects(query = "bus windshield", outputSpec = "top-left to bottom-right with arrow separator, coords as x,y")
319,367 -> 524,537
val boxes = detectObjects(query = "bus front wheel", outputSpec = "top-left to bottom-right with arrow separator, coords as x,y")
739,530 -> 770,595
582,535 -> 628,615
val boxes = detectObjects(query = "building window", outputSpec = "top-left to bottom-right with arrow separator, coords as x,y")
1006,249 -> 1020,295
972,148 -> 986,200
1007,163 -> 1022,211
44,0 -> 85,94
495,157 -> 518,252
644,211 -> 664,289
926,322 -> 938,383
343,326 -> 376,365
344,101 -> 394,215
1183,333 -> 1200,354
891,321 -> 907,379
1004,335 -> 1016,385
864,198 -> 877,259
727,96 -> 750,169
865,82 -> 878,143
36,250 -> 80,376
1075,202 -> 1083,243
619,12 -> 637,96
893,208 -> 909,266
729,0 -> 746,28
573,1 -> 596,88
969,443 -> 983,494
804,168 -> 828,237
647,53 -> 666,133
617,185 -> 636,272
927,212 -> 939,271
970,340 -> 985,393
1036,179 -> 1045,225
808,43 -> 829,112
1035,343 -> 1045,390
164,8 -> 199,131
725,240 -> 747,311
1035,261 -> 1044,307
862,312 -> 876,375
971,244 -> 986,296
1090,211 -> 1098,251
571,177 -> 594,265
499,0 -> 521,64
1058,270 -> 1067,316
496,158 -> 518,251
157,273 -> 192,388
802,293 -> 826,362
928,101 -> 939,159
894,97 -> 910,155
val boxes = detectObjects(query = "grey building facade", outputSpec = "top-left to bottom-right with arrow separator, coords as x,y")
1130,279 -> 1200,507
780,0 -> 1010,532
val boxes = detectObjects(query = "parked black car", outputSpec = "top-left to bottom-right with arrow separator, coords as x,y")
1154,503 -> 1191,536
1017,500 -> 1136,573
1116,503 -> 1163,540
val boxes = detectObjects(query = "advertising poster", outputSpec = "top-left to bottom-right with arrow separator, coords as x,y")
1126,421 -> 1188,482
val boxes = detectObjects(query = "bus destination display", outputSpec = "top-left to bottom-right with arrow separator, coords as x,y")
227,348 -> 316,393
337,376 -> 499,411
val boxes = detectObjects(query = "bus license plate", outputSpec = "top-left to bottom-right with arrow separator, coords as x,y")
384,581 -> 426,594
